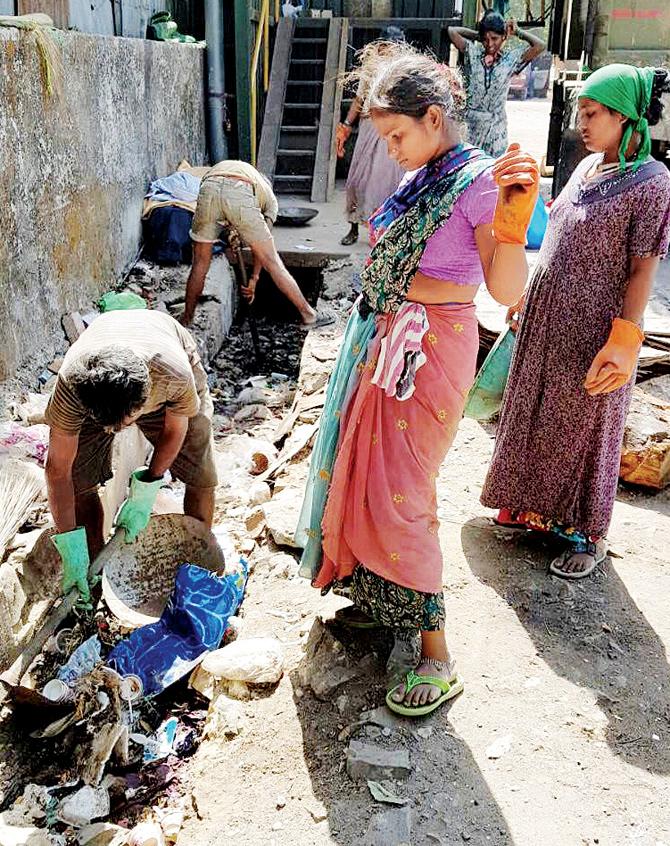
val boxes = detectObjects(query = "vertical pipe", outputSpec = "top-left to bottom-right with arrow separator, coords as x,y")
264,2 -> 270,92
205,0 -> 228,162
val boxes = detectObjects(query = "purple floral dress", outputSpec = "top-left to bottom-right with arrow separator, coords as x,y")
481,155 -> 670,539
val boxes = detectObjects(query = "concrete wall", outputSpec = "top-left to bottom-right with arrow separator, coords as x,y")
0,28 -> 207,379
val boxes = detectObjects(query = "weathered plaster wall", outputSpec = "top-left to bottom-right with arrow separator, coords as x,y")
0,28 -> 207,379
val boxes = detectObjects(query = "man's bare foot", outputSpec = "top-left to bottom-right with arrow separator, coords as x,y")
301,309 -> 335,329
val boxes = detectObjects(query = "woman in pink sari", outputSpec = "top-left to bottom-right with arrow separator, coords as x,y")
297,42 -> 538,716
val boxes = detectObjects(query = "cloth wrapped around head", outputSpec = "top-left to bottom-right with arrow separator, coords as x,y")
578,63 -> 656,171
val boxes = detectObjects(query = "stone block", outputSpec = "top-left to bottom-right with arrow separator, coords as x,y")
365,807 -> 412,846
346,740 -> 412,782
262,487 -> 303,548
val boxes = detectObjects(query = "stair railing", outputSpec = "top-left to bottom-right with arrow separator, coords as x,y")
250,0 -> 271,165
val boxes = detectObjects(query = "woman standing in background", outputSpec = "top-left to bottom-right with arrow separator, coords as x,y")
448,10 -> 544,156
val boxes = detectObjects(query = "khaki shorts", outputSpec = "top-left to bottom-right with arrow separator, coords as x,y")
190,177 -> 273,245
72,393 -> 217,493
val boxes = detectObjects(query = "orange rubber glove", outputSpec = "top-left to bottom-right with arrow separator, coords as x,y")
492,144 -> 540,246
335,123 -> 352,158
584,318 -> 644,396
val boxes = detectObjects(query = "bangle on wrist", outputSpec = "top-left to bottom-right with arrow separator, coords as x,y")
343,118 -> 353,128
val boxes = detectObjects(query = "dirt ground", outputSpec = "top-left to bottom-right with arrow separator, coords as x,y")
175,99 -> 670,846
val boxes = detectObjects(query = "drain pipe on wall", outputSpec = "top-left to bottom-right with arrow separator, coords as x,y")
205,0 -> 228,162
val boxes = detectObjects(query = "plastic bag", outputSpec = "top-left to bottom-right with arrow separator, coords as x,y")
464,326 -> 516,422
526,195 -> 549,250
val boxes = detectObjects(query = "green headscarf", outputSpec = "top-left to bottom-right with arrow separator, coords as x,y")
579,63 -> 656,171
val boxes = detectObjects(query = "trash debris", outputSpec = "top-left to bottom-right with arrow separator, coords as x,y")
127,821 -> 165,846
0,817 -> 52,845
107,562 -> 248,695
77,821 -> 129,845
2,783 -> 53,827
199,637 -> 284,685
82,722 -> 127,786
367,780 -> 408,806
42,679 -> 75,704
101,514 -> 228,628
0,423 -> 50,466
99,291 -> 147,312
130,716 -> 179,764
57,785 -> 110,827
154,804 -> 184,841
57,636 -> 102,685
486,733 -> 514,759
203,694 -> 245,739
10,393 -> 50,425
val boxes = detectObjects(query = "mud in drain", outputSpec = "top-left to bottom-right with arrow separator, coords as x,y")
210,265 -> 324,415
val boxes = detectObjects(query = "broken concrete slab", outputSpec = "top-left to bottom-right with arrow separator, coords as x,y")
297,618 -> 360,700
244,506 -> 267,539
364,806 -> 412,846
262,487 -> 303,548
346,740 -> 411,782
360,706 -> 407,732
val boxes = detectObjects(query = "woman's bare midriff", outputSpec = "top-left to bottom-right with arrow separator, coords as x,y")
406,271 -> 479,305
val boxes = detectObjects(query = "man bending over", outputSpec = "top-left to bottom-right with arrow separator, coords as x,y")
182,159 -> 331,328
45,310 -> 217,602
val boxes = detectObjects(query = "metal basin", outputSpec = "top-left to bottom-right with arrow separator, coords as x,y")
276,206 -> 319,226
100,514 -> 226,628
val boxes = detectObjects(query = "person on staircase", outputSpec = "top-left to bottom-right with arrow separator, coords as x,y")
182,159 -> 332,328
335,27 -> 406,246
45,310 -> 218,605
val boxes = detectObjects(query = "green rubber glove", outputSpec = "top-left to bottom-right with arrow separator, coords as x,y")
51,527 -> 91,603
116,468 -> 164,543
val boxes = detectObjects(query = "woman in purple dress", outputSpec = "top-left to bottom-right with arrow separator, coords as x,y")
481,64 -> 670,579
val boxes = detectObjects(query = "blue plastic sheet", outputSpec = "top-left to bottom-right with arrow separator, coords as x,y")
107,562 -> 247,696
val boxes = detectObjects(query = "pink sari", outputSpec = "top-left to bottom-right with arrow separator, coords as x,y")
316,302 -> 479,594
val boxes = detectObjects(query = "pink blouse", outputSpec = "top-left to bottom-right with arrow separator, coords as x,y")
418,168 -> 498,285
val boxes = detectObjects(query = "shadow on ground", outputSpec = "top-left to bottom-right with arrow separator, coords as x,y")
290,621 -> 515,846
461,518 -> 670,775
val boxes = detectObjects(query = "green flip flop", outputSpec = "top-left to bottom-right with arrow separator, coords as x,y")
386,669 -> 464,717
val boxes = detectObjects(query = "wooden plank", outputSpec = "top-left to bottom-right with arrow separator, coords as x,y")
235,0 -> 254,162
258,17 -> 296,181
350,16 -> 459,26
311,18 -> 348,203
17,0 -> 68,27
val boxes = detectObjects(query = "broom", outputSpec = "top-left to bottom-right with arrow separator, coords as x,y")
0,14 -> 63,99
0,459 -> 46,559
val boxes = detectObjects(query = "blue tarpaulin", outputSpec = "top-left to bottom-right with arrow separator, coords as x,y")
107,561 -> 248,696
